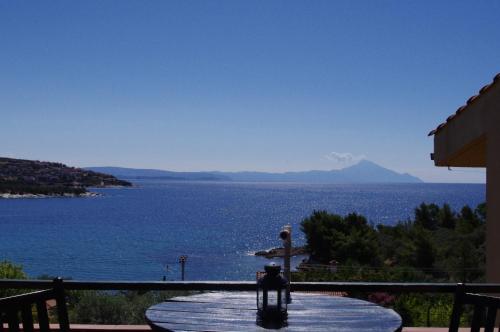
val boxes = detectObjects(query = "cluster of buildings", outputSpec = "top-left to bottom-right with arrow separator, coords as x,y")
0,157 -> 129,193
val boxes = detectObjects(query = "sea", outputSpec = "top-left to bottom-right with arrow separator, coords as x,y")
0,181 -> 485,281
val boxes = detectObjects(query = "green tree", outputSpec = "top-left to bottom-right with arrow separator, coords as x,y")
301,211 -> 381,266
438,204 -> 455,229
0,260 -> 27,297
414,203 -> 439,230
476,203 -> 486,221
412,227 -> 436,269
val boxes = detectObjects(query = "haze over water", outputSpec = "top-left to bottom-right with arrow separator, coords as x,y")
0,181 -> 485,281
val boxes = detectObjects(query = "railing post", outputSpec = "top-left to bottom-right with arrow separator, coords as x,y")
449,283 -> 466,332
53,277 -> 70,332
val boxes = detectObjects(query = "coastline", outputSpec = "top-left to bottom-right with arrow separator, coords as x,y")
0,192 -> 100,199
254,246 -> 307,258
0,184 -> 132,199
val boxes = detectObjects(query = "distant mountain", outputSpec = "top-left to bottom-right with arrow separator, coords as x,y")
85,167 -> 231,181
215,160 -> 422,183
87,160 -> 422,184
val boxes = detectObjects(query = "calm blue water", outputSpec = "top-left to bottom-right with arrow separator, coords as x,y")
0,181 -> 485,281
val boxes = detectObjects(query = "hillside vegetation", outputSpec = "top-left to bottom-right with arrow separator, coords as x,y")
0,157 -> 131,196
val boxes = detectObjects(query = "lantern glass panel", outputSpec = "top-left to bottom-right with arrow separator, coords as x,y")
281,289 -> 287,310
268,289 -> 278,309
257,288 -> 264,310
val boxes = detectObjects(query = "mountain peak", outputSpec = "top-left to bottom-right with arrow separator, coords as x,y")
344,159 -> 379,169
338,160 -> 422,183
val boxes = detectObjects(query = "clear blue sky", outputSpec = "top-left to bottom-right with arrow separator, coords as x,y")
1,1 -> 498,183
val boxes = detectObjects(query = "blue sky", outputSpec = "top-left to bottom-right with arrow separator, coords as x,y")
1,1 -> 498,183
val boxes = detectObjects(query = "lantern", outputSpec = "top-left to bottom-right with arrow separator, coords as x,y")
257,263 -> 288,322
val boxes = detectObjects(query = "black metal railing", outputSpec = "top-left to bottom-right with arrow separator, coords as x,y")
2,280 -> 500,328
1,279 -> 500,293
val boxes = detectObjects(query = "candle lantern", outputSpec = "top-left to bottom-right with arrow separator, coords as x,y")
257,263 -> 288,322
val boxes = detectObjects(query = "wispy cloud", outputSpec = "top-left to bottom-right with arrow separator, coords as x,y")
324,152 -> 366,167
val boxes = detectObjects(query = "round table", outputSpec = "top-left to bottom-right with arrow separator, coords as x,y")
146,291 -> 402,332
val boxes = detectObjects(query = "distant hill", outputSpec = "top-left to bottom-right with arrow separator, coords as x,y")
86,167 -> 231,181
87,160 -> 422,184
0,157 -> 132,197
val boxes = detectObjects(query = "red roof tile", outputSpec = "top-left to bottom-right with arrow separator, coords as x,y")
428,73 -> 500,136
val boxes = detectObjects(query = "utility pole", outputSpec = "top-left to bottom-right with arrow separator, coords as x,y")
179,255 -> 188,281
279,224 -> 292,303
163,264 -> 170,281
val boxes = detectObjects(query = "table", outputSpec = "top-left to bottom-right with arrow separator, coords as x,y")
146,291 -> 402,332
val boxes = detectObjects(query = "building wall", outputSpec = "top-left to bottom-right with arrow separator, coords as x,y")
433,81 -> 500,282
486,97 -> 500,282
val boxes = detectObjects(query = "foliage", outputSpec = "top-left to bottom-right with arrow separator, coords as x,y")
393,294 -> 455,327
67,290 -> 191,324
0,260 -> 27,297
0,261 -> 185,324
0,260 -> 27,279
300,203 -> 486,282
297,202 -> 486,326
300,211 -> 381,266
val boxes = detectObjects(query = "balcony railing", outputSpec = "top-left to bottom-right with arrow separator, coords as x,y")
2,280 -> 500,332
1,279 -> 500,293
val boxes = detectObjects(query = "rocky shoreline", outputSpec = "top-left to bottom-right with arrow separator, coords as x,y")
0,192 -> 101,199
254,246 -> 308,259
